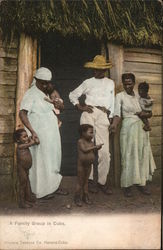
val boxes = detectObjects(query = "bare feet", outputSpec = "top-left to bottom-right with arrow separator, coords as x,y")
26,196 -> 36,203
82,194 -> 92,205
137,186 -> 151,195
123,187 -> 133,197
74,195 -> 82,207
55,188 -> 69,196
19,202 -> 33,209
88,180 -> 98,193
98,184 -> 113,195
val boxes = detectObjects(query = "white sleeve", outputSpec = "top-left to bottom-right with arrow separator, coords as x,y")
69,81 -> 87,106
114,93 -> 122,117
109,81 -> 115,118
20,89 -> 34,112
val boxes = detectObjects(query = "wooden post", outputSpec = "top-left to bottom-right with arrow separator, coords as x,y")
108,43 -> 124,87
107,44 -> 124,187
14,34 -> 37,200
15,33 -> 37,129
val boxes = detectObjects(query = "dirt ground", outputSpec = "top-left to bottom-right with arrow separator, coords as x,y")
0,177 -> 161,216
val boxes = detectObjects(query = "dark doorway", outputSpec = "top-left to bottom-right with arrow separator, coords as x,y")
41,33 -> 101,175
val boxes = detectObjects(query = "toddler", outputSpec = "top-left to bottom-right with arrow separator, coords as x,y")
74,124 -> 103,207
13,129 -> 36,208
44,90 -> 63,127
137,82 -> 153,131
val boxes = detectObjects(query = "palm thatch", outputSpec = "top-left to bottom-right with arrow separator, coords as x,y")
0,0 -> 162,46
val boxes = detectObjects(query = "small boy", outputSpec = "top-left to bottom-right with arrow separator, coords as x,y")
74,124 -> 103,207
137,82 -> 153,131
13,129 -> 36,208
44,89 -> 64,127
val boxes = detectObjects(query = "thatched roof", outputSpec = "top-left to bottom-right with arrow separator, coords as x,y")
0,0 -> 162,47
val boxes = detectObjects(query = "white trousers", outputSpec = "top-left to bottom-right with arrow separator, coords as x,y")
80,107 -> 110,185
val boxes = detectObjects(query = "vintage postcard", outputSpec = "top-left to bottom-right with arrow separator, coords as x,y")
0,0 -> 162,249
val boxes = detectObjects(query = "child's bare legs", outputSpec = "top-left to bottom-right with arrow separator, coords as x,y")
18,168 -> 32,208
83,166 -> 92,204
74,164 -> 85,206
25,170 -> 36,203
141,117 -> 151,131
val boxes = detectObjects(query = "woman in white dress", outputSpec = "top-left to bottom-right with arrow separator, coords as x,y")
111,73 -> 156,197
19,67 -> 68,199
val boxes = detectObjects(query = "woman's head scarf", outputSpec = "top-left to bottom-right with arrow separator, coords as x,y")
31,67 -> 52,86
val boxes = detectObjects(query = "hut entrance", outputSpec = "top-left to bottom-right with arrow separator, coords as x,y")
41,33 -> 101,175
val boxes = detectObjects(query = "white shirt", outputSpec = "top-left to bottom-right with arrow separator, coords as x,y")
69,77 -> 115,117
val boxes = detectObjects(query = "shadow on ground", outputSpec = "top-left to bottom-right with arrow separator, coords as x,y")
0,177 -> 161,216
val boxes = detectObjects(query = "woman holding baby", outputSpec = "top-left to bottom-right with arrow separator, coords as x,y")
19,67 -> 67,199
111,73 -> 156,197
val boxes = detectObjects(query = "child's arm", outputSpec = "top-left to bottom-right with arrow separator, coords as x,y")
145,99 -> 154,108
52,90 -> 64,110
136,111 -> 152,119
17,138 -> 36,150
78,140 -> 103,153
95,144 -> 104,150
44,96 -> 53,104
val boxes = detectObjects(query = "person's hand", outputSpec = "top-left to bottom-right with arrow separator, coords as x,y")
53,99 -> 63,109
135,112 -> 141,118
136,111 -> 146,118
29,136 -> 36,145
109,118 -> 113,124
96,143 -> 104,150
109,124 -> 117,133
31,131 -> 40,145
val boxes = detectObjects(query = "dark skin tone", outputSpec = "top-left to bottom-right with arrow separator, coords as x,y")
44,90 -> 64,111
75,127 -> 103,206
44,90 -> 64,127
46,82 -> 64,110
19,79 -> 63,144
16,131 -> 36,208
110,78 -> 152,133
137,87 -> 152,131
20,78 -> 68,197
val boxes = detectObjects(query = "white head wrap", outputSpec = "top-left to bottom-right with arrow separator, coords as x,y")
31,67 -> 52,86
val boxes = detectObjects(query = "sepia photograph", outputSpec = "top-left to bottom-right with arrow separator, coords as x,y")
0,0 -> 162,249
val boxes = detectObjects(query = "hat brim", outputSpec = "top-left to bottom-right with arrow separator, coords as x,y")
84,62 -> 112,69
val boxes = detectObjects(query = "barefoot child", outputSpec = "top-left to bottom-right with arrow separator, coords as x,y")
74,124 -> 103,207
137,82 -> 153,131
13,129 -> 37,208
44,86 -> 64,127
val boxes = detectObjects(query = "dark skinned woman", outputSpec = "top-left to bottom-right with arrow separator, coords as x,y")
111,73 -> 156,197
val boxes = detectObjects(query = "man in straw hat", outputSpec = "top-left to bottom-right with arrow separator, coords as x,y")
69,55 -> 115,194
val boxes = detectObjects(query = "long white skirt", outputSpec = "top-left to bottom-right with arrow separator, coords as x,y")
120,118 -> 156,187
28,112 -> 62,198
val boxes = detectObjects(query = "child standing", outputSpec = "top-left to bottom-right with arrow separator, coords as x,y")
137,82 -> 153,131
74,124 -> 103,207
13,129 -> 36,208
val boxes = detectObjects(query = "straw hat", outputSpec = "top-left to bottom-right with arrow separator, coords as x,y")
84,55 -> 112,69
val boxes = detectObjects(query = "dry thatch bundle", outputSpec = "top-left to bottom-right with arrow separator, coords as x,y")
0,0 -> 162,46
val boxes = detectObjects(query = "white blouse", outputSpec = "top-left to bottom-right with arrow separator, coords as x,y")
114,91 -> 142,118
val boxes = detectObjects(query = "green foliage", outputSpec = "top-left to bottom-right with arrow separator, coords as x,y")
0,0 -> 162,46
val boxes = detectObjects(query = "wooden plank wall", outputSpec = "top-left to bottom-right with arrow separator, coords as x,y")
123,47 -> 162,181
0,34 -> 18,200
